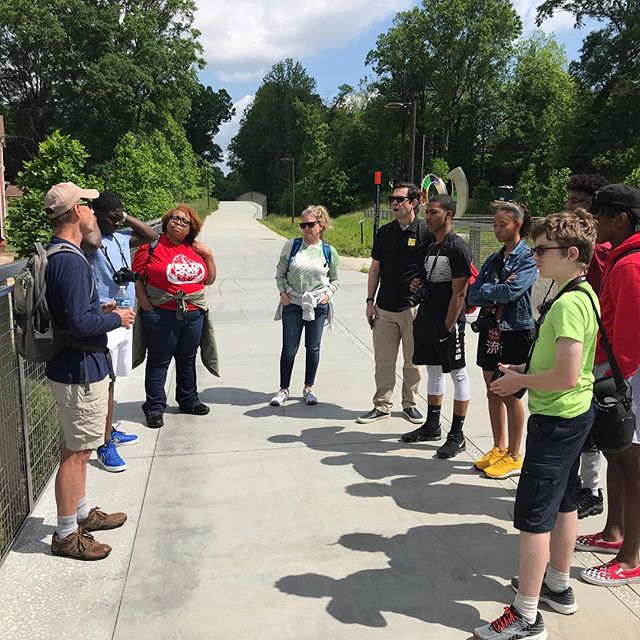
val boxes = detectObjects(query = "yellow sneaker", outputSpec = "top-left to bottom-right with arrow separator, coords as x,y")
484,453 -> 523,479
474,446 -> 505,471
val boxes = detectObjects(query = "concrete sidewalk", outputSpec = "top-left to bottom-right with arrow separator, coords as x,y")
1,201 -> 638,639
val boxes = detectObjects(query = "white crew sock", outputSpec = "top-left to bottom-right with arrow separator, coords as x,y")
56,514 -> 78,540
76,496 -> 90,522
513,593 -> 539,624
545,565 -> 570,593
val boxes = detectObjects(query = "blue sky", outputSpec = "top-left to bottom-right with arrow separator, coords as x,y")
194,1 -> 597,171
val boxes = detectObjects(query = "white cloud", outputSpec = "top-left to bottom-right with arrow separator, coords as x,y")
512,0 -> 576,34
194,0 -> 413,82
215,94 -> 254,172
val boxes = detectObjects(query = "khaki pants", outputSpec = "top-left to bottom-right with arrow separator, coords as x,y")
372,306 -> 422,412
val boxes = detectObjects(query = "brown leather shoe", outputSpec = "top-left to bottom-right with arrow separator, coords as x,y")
78,506 -> 127,532
51,529 -> 111,560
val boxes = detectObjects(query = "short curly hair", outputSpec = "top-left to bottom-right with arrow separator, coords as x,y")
566,174 -> 609,195
531,208 -> 597,268
161,204 -> 202,243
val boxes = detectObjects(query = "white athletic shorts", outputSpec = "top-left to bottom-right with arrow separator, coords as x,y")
107,326 -> 133,378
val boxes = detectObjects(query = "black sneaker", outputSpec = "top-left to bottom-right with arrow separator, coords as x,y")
402,407 -> 424,424
401,423 -> 442,442
436,433 -> 465,458
356,408 -> 390,424
577,488 -> 604,519
473,606 -> 546,640
511,576 -> 577,615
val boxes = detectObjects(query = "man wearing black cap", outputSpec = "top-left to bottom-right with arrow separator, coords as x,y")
576,183 -> 640,587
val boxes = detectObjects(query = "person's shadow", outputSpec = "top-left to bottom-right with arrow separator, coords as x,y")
276,522 -> 517,632
8,516 -> 56,555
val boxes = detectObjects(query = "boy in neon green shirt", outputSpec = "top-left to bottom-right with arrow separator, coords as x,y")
474,209 -> 599,640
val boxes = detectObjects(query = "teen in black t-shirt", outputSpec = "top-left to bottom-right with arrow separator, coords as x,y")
402,195 -> 472,459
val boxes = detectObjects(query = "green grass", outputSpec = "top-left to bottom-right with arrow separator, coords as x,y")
260,212 -> 376,258
185,197 -> 219,222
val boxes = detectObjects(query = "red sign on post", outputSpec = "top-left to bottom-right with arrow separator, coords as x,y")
374,171 -> 382,185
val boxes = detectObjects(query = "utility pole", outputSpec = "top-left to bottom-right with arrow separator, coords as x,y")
0,116 -> 6,244
281,157 -> 296,225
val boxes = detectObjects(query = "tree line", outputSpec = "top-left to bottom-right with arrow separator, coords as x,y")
0,0 -> 233,255
227,0 -> 640,217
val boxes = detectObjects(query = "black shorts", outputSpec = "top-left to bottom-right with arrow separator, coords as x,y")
412,314 -> 466,374
514,407 -> 594,533
476,328 -> 534,372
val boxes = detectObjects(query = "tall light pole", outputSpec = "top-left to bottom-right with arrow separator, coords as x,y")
281,157 -> 295,225
385,101 -> 417,184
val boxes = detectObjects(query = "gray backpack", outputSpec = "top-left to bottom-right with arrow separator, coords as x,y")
13,242 -> 93,362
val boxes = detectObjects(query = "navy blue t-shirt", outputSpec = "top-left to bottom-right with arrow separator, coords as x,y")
45,237 -> 121,384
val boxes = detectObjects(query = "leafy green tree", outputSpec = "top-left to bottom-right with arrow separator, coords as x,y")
516,163 -> 570,216
0,0 -> 203,162
431,158 -> 450,180
536,1 -> 640,179
229,59 -> 322,206
185,84 -> 235,163
6,131 -> 102,256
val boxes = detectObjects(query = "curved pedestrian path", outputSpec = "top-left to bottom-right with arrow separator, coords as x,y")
0,201 -> 638,639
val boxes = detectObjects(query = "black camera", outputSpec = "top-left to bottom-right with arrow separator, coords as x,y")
470,307 -> 498,333
112,267 -> 141,285
491,368 -> 527,399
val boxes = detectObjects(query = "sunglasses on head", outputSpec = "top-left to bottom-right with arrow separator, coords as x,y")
299,221 -> 318,229
388,195 -> 410,204
530,245 -> 568,257
169,214 -> 192,227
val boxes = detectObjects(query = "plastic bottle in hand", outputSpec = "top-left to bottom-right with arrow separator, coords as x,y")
114,285 -> 131,309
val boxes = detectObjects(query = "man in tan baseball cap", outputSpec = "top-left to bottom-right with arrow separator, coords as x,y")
44,181 -> 100,219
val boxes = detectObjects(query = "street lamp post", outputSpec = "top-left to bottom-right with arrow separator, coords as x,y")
281,157 -> 296,225
385,101 -> 417,184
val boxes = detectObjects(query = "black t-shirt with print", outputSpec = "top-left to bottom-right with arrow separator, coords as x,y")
371,217 -> 435,312
420,232 -> 473,322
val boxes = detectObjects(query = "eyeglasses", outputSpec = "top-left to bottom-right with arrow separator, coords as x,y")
530,245 -> 568,257
299,221 -> 318,229
388,196 -> 410,204
169,214 -> 192,227
78,201 -> 94,210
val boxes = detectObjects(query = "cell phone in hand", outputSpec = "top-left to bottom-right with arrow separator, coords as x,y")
368,314 -> 377,329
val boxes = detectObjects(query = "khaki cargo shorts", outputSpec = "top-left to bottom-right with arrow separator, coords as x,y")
48,377 -> 109,451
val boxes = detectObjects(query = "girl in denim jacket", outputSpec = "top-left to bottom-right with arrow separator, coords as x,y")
468,203 -> 538,479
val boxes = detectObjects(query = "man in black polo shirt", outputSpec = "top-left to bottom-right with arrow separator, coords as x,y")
357,181 -> 435,424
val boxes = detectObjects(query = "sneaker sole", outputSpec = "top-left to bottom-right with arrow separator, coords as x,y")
356,414 -> 390,424
270,400 -> 285,407
51,547 -> 111,561
402,413 -> 424,424
436,446 -> 466,459
581,571 -> 640,586
305,400 -> 318,405
113,439 -> 138,447
511,581 -> 578,615
484,468 -> 522,479
574,542 -> 622,553
97,459 -> 127,473
577,505 -> 604,519
401,434 -> 442,443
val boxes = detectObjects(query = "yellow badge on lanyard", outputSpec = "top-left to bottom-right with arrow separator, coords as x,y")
407,237 -> 416,247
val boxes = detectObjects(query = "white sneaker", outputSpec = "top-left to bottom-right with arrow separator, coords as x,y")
303,388 -> 318,405
270,389 -> 289,406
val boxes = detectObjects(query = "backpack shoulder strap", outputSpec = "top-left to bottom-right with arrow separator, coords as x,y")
287,237 -> 304,269
321,241 -> 332,268
44,242 -> 94,296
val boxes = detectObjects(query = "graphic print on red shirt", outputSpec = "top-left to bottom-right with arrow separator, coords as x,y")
132,235 -> 208,310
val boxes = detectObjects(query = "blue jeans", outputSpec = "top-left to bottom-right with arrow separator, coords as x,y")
141,307 -> 204,415
279,303 -> 327,389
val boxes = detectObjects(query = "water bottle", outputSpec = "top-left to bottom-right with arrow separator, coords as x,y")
114,285 -> 131,309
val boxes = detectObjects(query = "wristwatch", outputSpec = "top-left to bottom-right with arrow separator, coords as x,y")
121,211 -> 128,223
366,297 -> 374,303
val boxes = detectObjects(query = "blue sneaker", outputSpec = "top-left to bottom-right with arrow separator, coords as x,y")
111,425 -> 139,447
97,441 -> 127,473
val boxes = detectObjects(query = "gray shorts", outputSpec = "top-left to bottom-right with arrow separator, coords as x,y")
49,377 -> 109,451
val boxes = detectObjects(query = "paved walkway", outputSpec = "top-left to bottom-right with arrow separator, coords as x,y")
1,201 -> 639,639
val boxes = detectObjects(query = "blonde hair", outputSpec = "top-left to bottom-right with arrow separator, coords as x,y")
531,208 -> 596,267
301,205 -> 332,238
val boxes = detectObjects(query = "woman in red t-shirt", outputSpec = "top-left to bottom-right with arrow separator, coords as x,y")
133,204 -> 216,428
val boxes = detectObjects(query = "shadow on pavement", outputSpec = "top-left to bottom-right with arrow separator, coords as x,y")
248,402 -> 363,421
9,517 -> 55,555
276,522 -> 516,633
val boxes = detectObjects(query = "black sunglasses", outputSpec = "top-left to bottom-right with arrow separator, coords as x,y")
299,221 -> 318,229
388,196 -> 410,204
169,214 -> 192,227
530,245 -> 568,257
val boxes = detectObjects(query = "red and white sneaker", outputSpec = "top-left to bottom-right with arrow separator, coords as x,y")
575,532 -> 623,553
581,559 -> 640,586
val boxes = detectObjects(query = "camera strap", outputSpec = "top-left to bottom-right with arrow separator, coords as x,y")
523,275 -> 587,374
100,235 -> 130,275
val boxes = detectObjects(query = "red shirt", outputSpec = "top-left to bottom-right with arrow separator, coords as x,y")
133,235 -> 207,311
595,233 -> 640,378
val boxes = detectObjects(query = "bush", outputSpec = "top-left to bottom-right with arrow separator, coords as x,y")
6,131 -> 102,257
